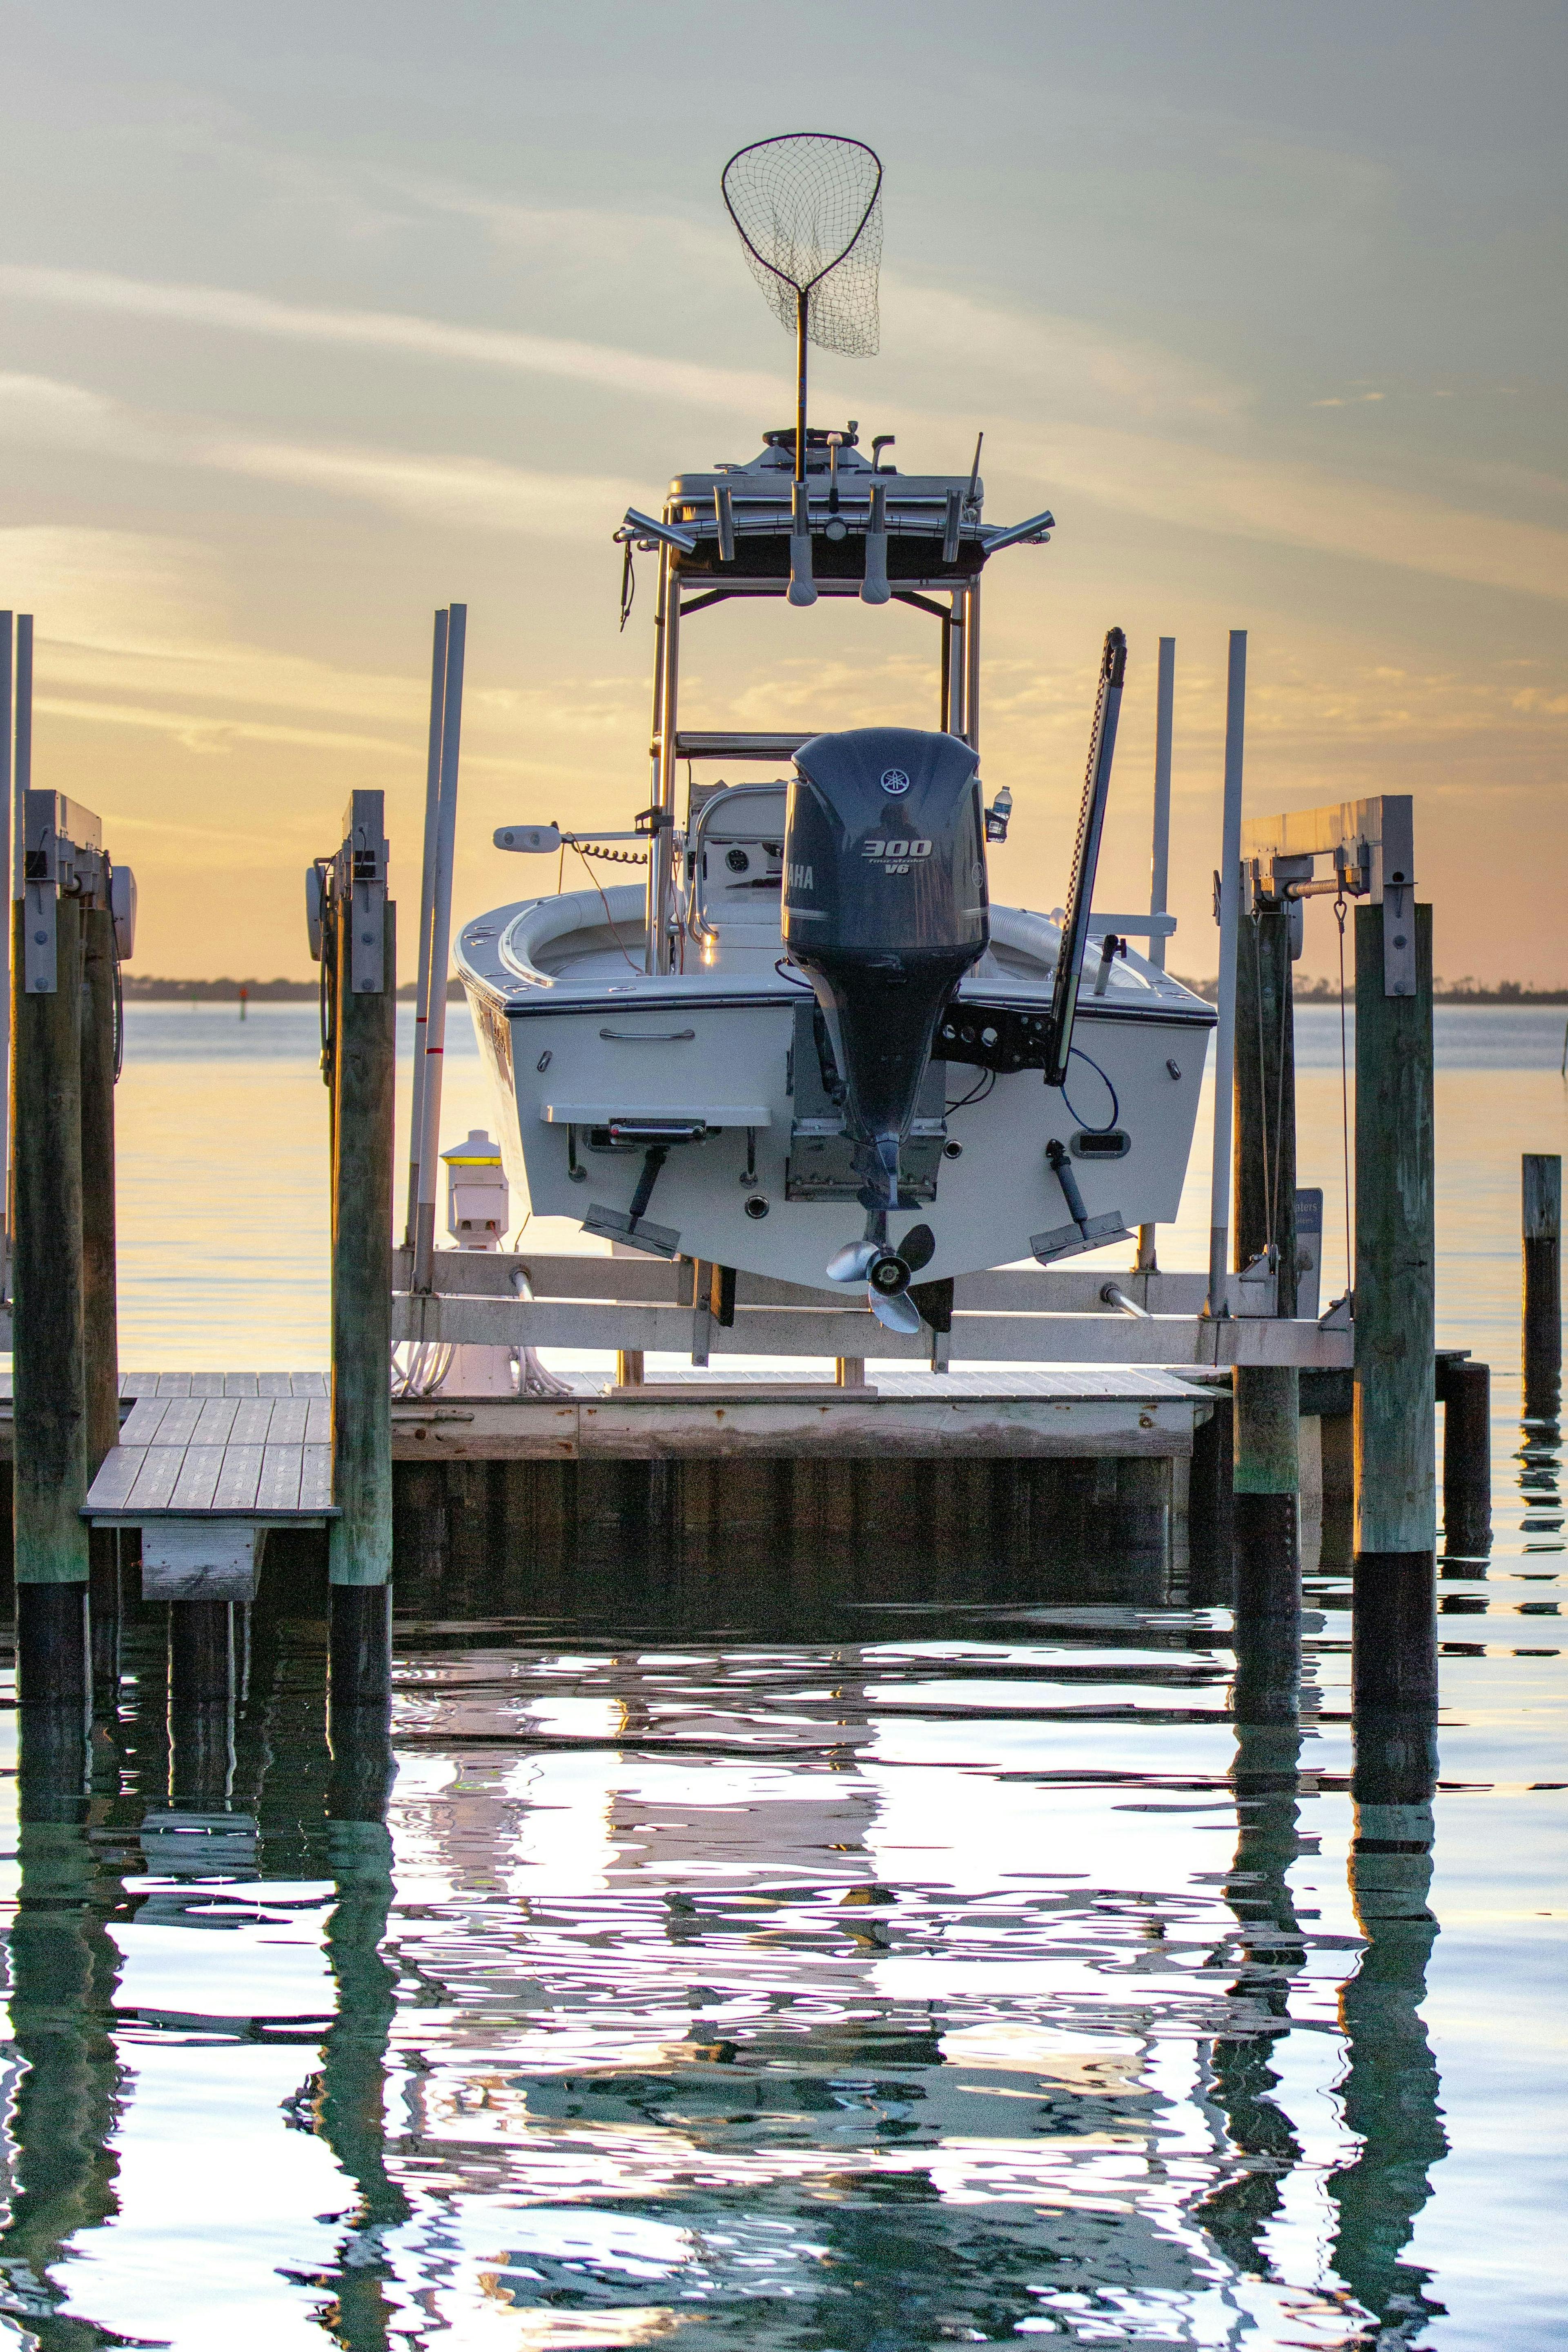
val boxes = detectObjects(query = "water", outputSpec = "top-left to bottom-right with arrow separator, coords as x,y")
0,1002 -> 1563,2346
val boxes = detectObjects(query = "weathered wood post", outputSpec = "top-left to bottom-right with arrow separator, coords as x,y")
1437,1356 -> 1490,1555
11,793 -> 91,1710
1522,1153 -> 1561,1416
1352,902 -> 1437,1710
80,902 -> 122,1694
1231,891 -> 1300,1716
328,790 -> 396,1719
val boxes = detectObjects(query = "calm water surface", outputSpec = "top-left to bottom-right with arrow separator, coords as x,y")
0,1002 -> 1561,2346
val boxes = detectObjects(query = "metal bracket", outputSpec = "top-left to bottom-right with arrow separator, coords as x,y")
337,789 -> 389,995
21,788 -> 105,994
1239,794 -> 1415,998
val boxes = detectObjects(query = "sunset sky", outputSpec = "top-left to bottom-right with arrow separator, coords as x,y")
1,1 -> 1562,984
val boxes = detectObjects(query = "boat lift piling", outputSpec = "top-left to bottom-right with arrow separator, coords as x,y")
411,606 -> 466,1294
1521,1152 -> 1561,1415
10,760 -> 125,1713
81,895 -> 122,1695
325,790 -> 397,1717
404,608 -> 450,1251
1135,635 -> 1175,1274
1231,885 -> 1301,1709
1352,898 -> 1437,1708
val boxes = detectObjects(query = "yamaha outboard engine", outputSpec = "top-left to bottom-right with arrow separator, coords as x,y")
783,726 -> 988,1327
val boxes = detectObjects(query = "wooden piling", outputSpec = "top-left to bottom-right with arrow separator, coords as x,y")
1437,1358 -> 1490,1555
328,793 -> 396,1715
1352,902 -> 1437,1711
1231,893 -> 1300,1687
80,904 -> 121,1693
1522,1154 -> 1561,1412
11,889 -> 90,1706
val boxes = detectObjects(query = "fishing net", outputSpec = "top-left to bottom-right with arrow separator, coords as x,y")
722,134 -> 883,356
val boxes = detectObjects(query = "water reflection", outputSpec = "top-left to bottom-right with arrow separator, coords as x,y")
0,1534 -> 1463,2349
1330,1711 -> 1448,2343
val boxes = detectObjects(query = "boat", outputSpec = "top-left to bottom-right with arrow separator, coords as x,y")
456,136 -> 1214,1335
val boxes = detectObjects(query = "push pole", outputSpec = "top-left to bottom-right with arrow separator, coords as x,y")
1207,631 -> 1246,1317
1352,900 -> 1437,1711
403,610 -> 448,1251
1136,636 -> 1176,1272
328,790 -> 396,1717
411,606 -> 466,1293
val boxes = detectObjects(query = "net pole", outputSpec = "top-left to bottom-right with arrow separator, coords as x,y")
795,289 -> 808,487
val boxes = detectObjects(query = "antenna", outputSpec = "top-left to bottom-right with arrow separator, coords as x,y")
721,134 -> 884,607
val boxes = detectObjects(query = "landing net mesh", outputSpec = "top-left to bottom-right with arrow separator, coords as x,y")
722,134 -> 883,357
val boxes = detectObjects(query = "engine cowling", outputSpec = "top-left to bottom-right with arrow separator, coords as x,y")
782,726 -> 989,1205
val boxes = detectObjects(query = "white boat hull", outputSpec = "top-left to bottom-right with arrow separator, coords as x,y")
459,886 -> 1214,1291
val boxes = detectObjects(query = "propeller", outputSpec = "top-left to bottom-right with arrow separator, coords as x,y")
826,1217 -> 938,1333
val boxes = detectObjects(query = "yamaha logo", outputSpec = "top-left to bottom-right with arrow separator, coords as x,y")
880,767 -> 911,795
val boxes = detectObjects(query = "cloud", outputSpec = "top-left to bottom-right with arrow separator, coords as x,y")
0,263 -> 776,416
212,436 -> 641,537
1006,419 -> 1568,606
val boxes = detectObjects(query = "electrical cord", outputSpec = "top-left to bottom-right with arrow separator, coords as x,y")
572,843 -> 641,972
945,1068 -> 996,1113
1061,1045 -> 1120,1133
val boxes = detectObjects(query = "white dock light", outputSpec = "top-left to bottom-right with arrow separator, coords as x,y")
443,1128 -> 509,1248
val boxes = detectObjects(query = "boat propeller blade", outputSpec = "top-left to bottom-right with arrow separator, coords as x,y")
826,1239 -> 881,1285
867,1283 -> 923,1336
899,1222 -> 936,1275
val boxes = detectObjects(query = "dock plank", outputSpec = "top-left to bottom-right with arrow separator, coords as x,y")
154,1373 -> 193,1397
170,1446 -> 226,1511
256,1447 -> 304,1512
298,1446 -> 333,1510
222,1372 -> 258,1396
266,1398 -> 309,1447
210,1446 -> 265,1512
87,1447 -> 147,1511
147,1399 -> 205,1448
228,1399 -> 275,1448
125,1447 -> 186,1510
293,1371 -> 329,1397
192,1398 -> 241,1447
305,1396 -> 331,1443
119,1398 -> 171,1446
257,1373 -> 293,1396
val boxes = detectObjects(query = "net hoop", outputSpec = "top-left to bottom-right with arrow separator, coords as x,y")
721,132 -> 884,359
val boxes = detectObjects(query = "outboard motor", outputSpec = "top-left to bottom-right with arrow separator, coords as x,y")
783,725 -> 988,1327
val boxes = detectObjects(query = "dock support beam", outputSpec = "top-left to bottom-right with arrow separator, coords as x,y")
1232,893 -> 1299,1711
1522,1153 -> 1560,1418
11,890 -> 90,1708
329,792 -> 396,1720
1352,903 -> 1437,1711
80,904 -> 122,1696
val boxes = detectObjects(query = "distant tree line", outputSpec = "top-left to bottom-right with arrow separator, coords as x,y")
1175,974 -> 1568,1005
120,976 -> 468,1002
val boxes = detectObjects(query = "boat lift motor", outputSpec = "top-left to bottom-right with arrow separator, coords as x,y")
443,1129 -> 509,1250
782,725 -> 989,1330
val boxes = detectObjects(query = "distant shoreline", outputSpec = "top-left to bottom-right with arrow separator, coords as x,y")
120,974 -> 1568,1009
122,976 -> 466,1003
